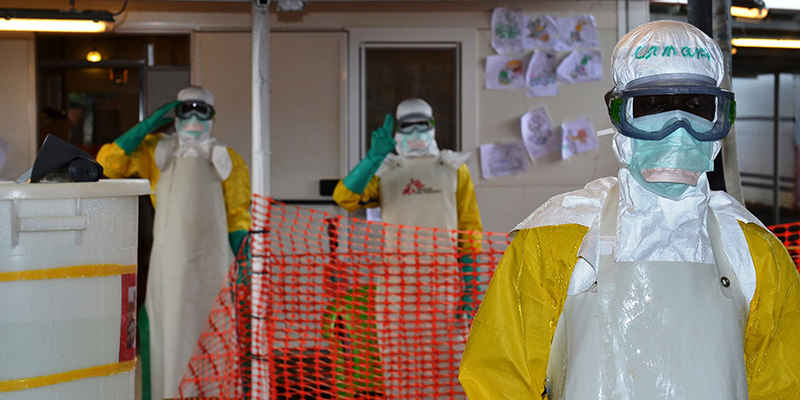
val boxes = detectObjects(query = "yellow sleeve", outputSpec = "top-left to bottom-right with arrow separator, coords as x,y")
459,224 -> 586,399
96,134 -> 161,206
221,148 -> 252,233
456,164 -> 483,253
741,221 -> 800,399
332,176 -> 381,212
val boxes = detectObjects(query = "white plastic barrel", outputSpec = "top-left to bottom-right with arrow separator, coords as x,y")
0,179 -> 150,400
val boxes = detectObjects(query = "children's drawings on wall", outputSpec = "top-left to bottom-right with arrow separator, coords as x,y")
525,50 -> 558,97
521,107 -> 559,160
486,55 -> 528,89
557,50 -> 603,84
561,117 -> 599,159
491,8 -> 524,54
480,141 -> 529,179
558,15 -> 600,50
487,10 -> 603,93
523,15 -> 561,50
480,8 -> 605,176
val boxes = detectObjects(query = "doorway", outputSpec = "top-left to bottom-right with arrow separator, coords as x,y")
36,33 -> 191,310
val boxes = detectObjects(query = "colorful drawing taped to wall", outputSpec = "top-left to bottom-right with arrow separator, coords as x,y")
479,140 -> 529,179
521,107 -> 559,160
525,50 -> 558,97
491,7 -> 524,54
523,15 -> 562,50
561,116 -> 599,159
499,59 -> 524,85
558,14 -> 600,49
485,55 -> 527,89
556,50 -> 603,84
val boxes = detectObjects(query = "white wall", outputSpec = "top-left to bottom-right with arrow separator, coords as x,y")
266,1 -> 623,232
0,1 -> 629,233
0,33 -> 37,181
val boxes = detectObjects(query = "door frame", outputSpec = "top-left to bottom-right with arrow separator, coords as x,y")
347,27 -> 478,171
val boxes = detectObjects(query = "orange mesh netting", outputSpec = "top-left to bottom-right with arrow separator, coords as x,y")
767,221 -> 800,271
179,195 -> 510,399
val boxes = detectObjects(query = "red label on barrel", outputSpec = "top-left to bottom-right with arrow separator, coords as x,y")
119,273 -> 137,362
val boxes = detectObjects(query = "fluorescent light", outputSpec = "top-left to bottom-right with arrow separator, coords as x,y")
731,6 -> 769,18
0,8 -> 113,33
763,0 -> 800,11
731,38 -> 800,49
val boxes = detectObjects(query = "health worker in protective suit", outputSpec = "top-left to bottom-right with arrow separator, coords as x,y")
459,21 -> 800,400
333,98 -> 482,246
333,98 -> 484,298
97,86 -> 251,400
330,98 -> 483,397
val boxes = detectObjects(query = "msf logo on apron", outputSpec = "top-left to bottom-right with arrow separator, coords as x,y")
402,178 -> 442,196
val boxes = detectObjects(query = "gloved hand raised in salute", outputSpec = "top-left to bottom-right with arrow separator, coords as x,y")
342,114 -> 396,194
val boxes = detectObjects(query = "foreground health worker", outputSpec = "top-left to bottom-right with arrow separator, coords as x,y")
460,21 -> 800,399
97,86 -> 251,400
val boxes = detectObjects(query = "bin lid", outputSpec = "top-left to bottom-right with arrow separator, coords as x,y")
0,179 -> 151,200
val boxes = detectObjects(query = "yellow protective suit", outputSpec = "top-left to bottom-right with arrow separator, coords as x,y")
459,220 -> 800,399
332,164 -> 482,253
96,133 -> 251,235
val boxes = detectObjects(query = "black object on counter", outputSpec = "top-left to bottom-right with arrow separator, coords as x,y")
30,134 -> 104,183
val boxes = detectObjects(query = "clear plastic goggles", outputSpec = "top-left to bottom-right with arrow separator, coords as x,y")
396,114 -> 434,134
175,101 -> 216,121
608,76 -> 736,142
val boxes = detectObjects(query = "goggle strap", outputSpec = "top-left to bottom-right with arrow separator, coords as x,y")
609,97 -> 622,124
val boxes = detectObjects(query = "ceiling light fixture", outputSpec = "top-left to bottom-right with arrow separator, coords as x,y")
731,38 -> 800,49
0,2 -> 115,33
86,49 -> 102,62
730,6 -> 769,18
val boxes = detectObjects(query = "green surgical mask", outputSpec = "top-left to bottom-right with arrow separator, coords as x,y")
176,115 -> 213,139
627,128 -> 715,198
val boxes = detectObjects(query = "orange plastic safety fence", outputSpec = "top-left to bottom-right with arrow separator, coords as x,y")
179,196 -> 510,400
767,221 -> 800,271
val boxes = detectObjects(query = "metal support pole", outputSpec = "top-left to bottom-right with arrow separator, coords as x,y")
774,72 -> 781,224
688,0 -> 713,35
713,0 -> 745,204
251,2 -> 270,399
689,0 -> 728,192
252,2 -> 270,199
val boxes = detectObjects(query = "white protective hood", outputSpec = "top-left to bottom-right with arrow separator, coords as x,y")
611,20 -> 724,89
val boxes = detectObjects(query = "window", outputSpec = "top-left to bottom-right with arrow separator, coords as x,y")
365,47 -> 458,152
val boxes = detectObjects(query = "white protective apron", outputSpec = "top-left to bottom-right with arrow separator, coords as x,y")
145,156 -> 233,400
375,156 -> 465,399
547,185 -> 749,400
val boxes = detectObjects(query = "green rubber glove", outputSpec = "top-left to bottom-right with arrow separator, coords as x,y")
115,100 -> 182,155
228,229 -> 248,256
342,114 -> 396,194
458,254 -> 485,320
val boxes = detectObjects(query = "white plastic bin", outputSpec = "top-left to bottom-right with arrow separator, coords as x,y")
0,179 -> 150,400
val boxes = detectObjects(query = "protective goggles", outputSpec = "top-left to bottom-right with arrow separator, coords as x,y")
608,77 -> 736,142
395,114 -> 435,134
175,101 -> 216,121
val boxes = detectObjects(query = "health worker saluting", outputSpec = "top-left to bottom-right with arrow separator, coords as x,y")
333,98 -> 482,252
97,85 -> 251,400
